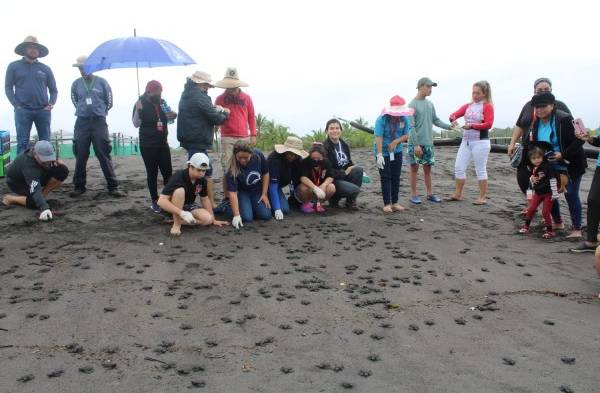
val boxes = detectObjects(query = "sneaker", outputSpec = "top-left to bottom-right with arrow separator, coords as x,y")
345,198 -> 358,211
329,197 -> 340,208
410,196 -> 422,205
108,189 -> 125,197
315,202 -> 326,213
518,225 -> 530,234
570,243 -> 598,253
151,201 -> 162,214
301,203 -> 315,213
69,188 -> 86,198
427,194 -> 442,203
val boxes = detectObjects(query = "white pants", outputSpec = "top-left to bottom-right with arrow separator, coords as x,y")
454,139 -> 491,180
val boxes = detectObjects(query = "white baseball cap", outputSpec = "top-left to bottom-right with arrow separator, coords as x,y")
187,153 -> 210,169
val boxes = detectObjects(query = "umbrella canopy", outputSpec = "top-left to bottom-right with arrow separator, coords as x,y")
83,36 -> 195,74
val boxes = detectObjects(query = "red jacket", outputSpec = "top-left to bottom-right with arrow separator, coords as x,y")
215,90 -> 257,137
449,102 -> 494,131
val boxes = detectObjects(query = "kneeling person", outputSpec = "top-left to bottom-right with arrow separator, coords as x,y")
3,140 -> 68,221
158,153 -> 228,236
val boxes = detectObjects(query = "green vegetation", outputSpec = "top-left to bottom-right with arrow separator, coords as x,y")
254,114 -> 374,152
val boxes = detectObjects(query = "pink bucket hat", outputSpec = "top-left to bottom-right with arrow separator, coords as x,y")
381,95 -> 415,117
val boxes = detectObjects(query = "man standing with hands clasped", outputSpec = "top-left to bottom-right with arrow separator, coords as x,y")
5,36 -> 58,155
70,55 -> 123,197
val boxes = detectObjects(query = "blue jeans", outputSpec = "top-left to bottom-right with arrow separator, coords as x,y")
185,147 -> 213,177
378,155 -> 402,205
551,174 -> 582,229
225,191 -> 272,222
15,108 -> 51,154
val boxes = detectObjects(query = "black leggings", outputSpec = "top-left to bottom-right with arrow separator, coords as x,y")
587,167 -> 600,242
140,144 -> 172,201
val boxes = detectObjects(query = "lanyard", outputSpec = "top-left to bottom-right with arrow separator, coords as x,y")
153,104 -> 161,120
311,167 -> 322,186
82,76 -> 96,97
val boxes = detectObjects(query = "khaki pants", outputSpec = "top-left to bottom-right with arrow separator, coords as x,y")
220,136 -> 252,171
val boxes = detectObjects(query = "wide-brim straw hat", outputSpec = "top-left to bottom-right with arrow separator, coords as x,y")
381,95 -> 415,117
189,71 -> 214,86
213,67 -> 249,89
274,136 -> 308,159
72,55 -> 87,67
15,36 -> 49,57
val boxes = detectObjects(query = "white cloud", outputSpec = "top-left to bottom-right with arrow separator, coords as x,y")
2,0 -> 599,146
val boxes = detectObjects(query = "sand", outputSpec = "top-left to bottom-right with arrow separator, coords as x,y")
0,147 -> 599,393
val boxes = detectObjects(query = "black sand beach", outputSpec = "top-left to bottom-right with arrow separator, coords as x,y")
1,147 -> 599,393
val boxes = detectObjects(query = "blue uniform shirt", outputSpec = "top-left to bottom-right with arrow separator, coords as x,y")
5,58 -> 57,110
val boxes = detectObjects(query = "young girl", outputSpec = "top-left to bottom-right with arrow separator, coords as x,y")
519,144 -> 559,239
374,95 -> 413,213
448,81 -> 494,205
295,144 -> 336,213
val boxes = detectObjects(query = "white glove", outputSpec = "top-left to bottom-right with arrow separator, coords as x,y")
312,186 -> 326,200
274,209 -> 284,220
232,215 -> 244,229
376,154 -> 385,169
178,210 -> 196,225
39,209 -> 53,221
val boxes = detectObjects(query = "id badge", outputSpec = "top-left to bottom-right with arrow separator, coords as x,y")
526,189 -> 533,200
156,121 -> 164,132
85,97 -> 92,105
389,152 -> 395,161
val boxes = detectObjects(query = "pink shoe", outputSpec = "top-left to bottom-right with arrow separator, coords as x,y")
315,202 -> 326,213
301,203 -> 315,213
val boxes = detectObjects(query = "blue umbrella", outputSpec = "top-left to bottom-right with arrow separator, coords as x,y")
83,31 -> 196,95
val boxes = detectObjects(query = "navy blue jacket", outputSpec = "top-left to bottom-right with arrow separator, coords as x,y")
5,58 -> 57,110
177,80 -> 228,150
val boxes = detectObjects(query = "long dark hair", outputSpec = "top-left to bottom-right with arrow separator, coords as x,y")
325,118 -> 343,132
308,143 -> 328,162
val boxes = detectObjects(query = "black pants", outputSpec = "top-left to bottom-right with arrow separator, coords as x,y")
72,116 -> 118,191
587,167 -> 600,242
140,144 -> 172,201
7,163 -> 69,209
332,166 -> 363,202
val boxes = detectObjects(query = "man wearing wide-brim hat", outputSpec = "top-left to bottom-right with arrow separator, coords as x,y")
214,67 -> 257,202
177,71 -> 230,208
69,55 -> 123,197
5,36 -> 58,155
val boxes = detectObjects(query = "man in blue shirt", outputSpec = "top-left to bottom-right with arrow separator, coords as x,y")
5,36 -> 57,155
69,55 -> 122,197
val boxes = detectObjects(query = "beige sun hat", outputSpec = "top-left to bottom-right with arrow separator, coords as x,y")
274,136 -> 308,159
15,36 -> 49,57
72,55 -> 88,67
213,67 -> 249,89
189,71 -> 214,86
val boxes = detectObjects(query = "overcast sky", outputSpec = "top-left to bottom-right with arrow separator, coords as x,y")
2,0 -> 599,146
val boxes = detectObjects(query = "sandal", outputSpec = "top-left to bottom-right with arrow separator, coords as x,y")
443,196 -> 463,202
518,225 -> 530,234
391,203 -> 406,212
542,230 -> 556,239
